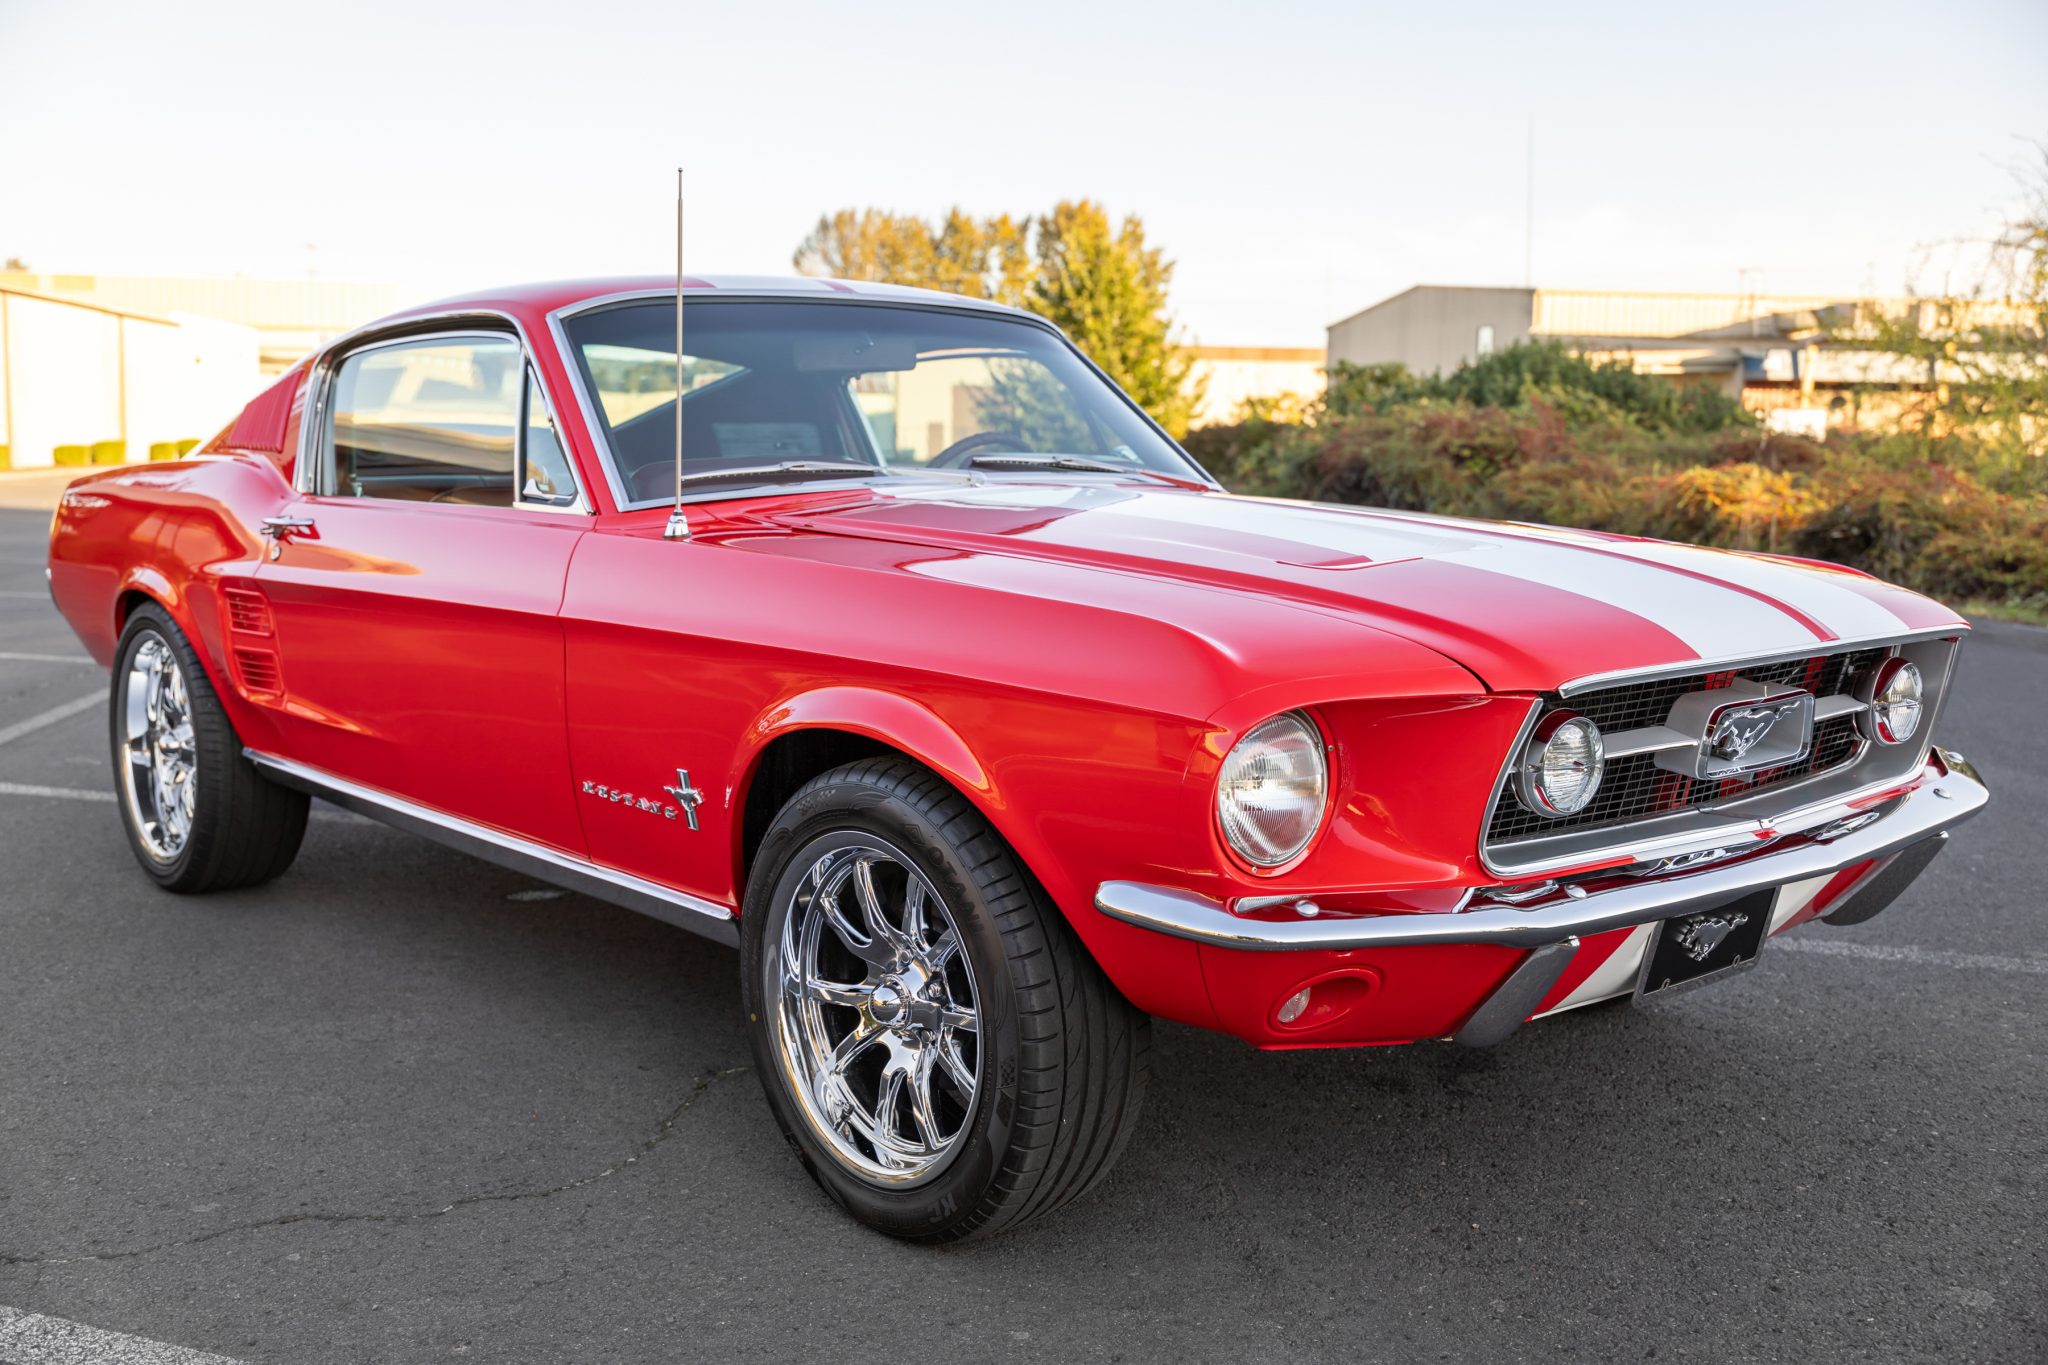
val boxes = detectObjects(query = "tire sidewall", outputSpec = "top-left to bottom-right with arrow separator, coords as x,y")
739,774 -> 1027,1239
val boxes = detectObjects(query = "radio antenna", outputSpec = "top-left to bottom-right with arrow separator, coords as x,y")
664,167 -> 690,540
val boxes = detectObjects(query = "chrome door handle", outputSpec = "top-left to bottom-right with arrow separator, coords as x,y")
259,515 -> 316,559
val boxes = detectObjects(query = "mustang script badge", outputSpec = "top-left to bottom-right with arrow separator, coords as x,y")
1673,911 -> 1749,963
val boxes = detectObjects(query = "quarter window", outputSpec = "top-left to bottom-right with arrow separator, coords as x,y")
521,369 -> 577,507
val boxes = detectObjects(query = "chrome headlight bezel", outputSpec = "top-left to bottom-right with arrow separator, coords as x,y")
1515,710 -> 1606,817
1858,657 -> 1924,746
1215,710 -> 1330,870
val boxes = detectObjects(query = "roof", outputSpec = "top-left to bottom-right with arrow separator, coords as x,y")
404,275 -> 1033,321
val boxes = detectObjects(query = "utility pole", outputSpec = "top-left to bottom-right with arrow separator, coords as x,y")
1524,115 -> 1535,288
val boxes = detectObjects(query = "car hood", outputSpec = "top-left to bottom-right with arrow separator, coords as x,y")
772,482 -> 1964,693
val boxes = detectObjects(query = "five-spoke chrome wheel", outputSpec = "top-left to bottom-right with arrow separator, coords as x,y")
770,838 -> 981,1185
119,632 -> 198,861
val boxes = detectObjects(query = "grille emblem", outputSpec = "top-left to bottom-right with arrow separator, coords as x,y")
1710,706 -> 1784,762
1659,684 -> 1817,781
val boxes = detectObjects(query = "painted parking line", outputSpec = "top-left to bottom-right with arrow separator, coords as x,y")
0,589 -> 53,598
0,1305 -> 245,1365
1773,937 -> 2048,976
0,694 -> 101,747
0,651 -> 96,664
0,780 -> 114,802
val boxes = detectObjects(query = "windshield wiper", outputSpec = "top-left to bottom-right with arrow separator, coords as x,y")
965,453 -> 1194,486
672,461 -> 884,489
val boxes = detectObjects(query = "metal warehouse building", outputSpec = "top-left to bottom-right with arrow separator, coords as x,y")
0,284 -> 260,470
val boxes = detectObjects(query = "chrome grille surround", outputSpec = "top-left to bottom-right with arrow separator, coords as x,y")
1479,630 -> 1963,879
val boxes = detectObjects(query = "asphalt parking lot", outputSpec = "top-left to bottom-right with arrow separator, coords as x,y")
0,495 -> 2041,1365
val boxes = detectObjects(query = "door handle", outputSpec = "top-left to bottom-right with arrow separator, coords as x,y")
259,515 -> 317,559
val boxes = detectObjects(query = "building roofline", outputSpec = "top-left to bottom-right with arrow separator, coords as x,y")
0,283 -> 183,326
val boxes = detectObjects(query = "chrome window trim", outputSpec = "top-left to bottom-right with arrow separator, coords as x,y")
543,288 -> 1219,514
1477,635 -> 1963,879
294,310 -> 592,516
245,749 -> 736,945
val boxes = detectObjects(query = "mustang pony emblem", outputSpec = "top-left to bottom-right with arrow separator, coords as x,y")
1673,911 -> 1749,963
1709,706 -> 1784,762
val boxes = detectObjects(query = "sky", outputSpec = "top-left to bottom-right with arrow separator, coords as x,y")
2,0 -> 2045,345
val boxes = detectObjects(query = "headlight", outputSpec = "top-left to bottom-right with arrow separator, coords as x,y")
1861,658 -> 1923,746
1217,711 -> 1328,867
1516,711 -> 1605,816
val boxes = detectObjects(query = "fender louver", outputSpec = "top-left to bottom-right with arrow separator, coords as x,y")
232,647 -> 282,697
223,587 -> 273,636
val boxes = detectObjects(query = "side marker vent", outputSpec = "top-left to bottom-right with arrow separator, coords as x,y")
233,647 -> 282,697
224,587 -> 273,636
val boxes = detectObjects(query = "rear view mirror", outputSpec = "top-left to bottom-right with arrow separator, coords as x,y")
793,332 -> 920,373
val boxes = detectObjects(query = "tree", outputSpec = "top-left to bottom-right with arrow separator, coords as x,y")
793,200 -> 1202,436
1835,144 -> 2048,488
1029,200 -> 1200,437
793,208 -> 1032,306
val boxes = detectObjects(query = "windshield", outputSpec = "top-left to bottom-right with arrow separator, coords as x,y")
558,299 -> 1207,504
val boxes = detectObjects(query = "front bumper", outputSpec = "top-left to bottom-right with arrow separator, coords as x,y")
1095,749 -> 1987,1046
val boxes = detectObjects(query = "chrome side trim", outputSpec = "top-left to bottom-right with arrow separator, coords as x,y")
1094,753 -> 1985,952
1557,625 -> 1962,698
246,750 -> 737,946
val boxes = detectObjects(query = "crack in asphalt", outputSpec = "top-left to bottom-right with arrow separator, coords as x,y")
0,1064 -> 749,1269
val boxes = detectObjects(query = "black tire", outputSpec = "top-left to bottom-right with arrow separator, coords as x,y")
110,602 -> 308,893
739,757 -> 1149,1243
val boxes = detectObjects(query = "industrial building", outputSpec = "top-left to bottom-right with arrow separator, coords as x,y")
0,273 -> 401,470
1326,285 -> 1939,435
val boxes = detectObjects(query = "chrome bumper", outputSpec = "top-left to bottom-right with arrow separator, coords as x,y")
1095,750 -> 1987,953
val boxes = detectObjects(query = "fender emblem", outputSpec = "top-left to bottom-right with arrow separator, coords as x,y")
663,769 -> 706,831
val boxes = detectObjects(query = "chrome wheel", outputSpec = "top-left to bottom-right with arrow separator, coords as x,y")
770,838 -> 981,1185
119,633 -> 198,861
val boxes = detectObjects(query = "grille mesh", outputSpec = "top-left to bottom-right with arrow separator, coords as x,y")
1486,646 -> 1886,845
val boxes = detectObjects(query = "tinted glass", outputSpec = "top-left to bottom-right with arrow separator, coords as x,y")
329,336 -> 519,505
560,300 -> 1200,503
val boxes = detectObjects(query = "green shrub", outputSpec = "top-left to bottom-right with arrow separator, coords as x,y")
53,444 -> 90,467
91,440 -> 125,465
175,438 -> 201,456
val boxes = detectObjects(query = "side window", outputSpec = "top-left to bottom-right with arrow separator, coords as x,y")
520,369 -> 578,507
328,336 -> 520,505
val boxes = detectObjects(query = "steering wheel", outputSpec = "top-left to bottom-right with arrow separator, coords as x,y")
928,430 -> 1028,469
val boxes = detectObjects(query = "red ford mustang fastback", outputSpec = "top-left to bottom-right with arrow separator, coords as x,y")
47,276 -> 1987,1241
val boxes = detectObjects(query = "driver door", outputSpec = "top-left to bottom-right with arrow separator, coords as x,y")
255,329 -> 592,853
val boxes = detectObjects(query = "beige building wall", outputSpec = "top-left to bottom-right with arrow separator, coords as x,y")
1326,286 -> 1536,375
0,288 -> 261,469
1186,347 -> 1325,425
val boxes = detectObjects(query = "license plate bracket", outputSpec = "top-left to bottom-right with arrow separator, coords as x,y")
1635,887 -> 1776,999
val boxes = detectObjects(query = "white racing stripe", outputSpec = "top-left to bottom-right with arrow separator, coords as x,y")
0,694 -> 101,747
1443,539 -> 1822,659
0,1305 -> 245,1365
1539,923 -> 1655,1014
1608,541 -> 1908,640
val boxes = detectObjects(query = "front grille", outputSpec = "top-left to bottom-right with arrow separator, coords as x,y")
1486,646 -> 1887,846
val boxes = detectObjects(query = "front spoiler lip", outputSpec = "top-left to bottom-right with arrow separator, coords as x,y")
1095,749 -> 1987,952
